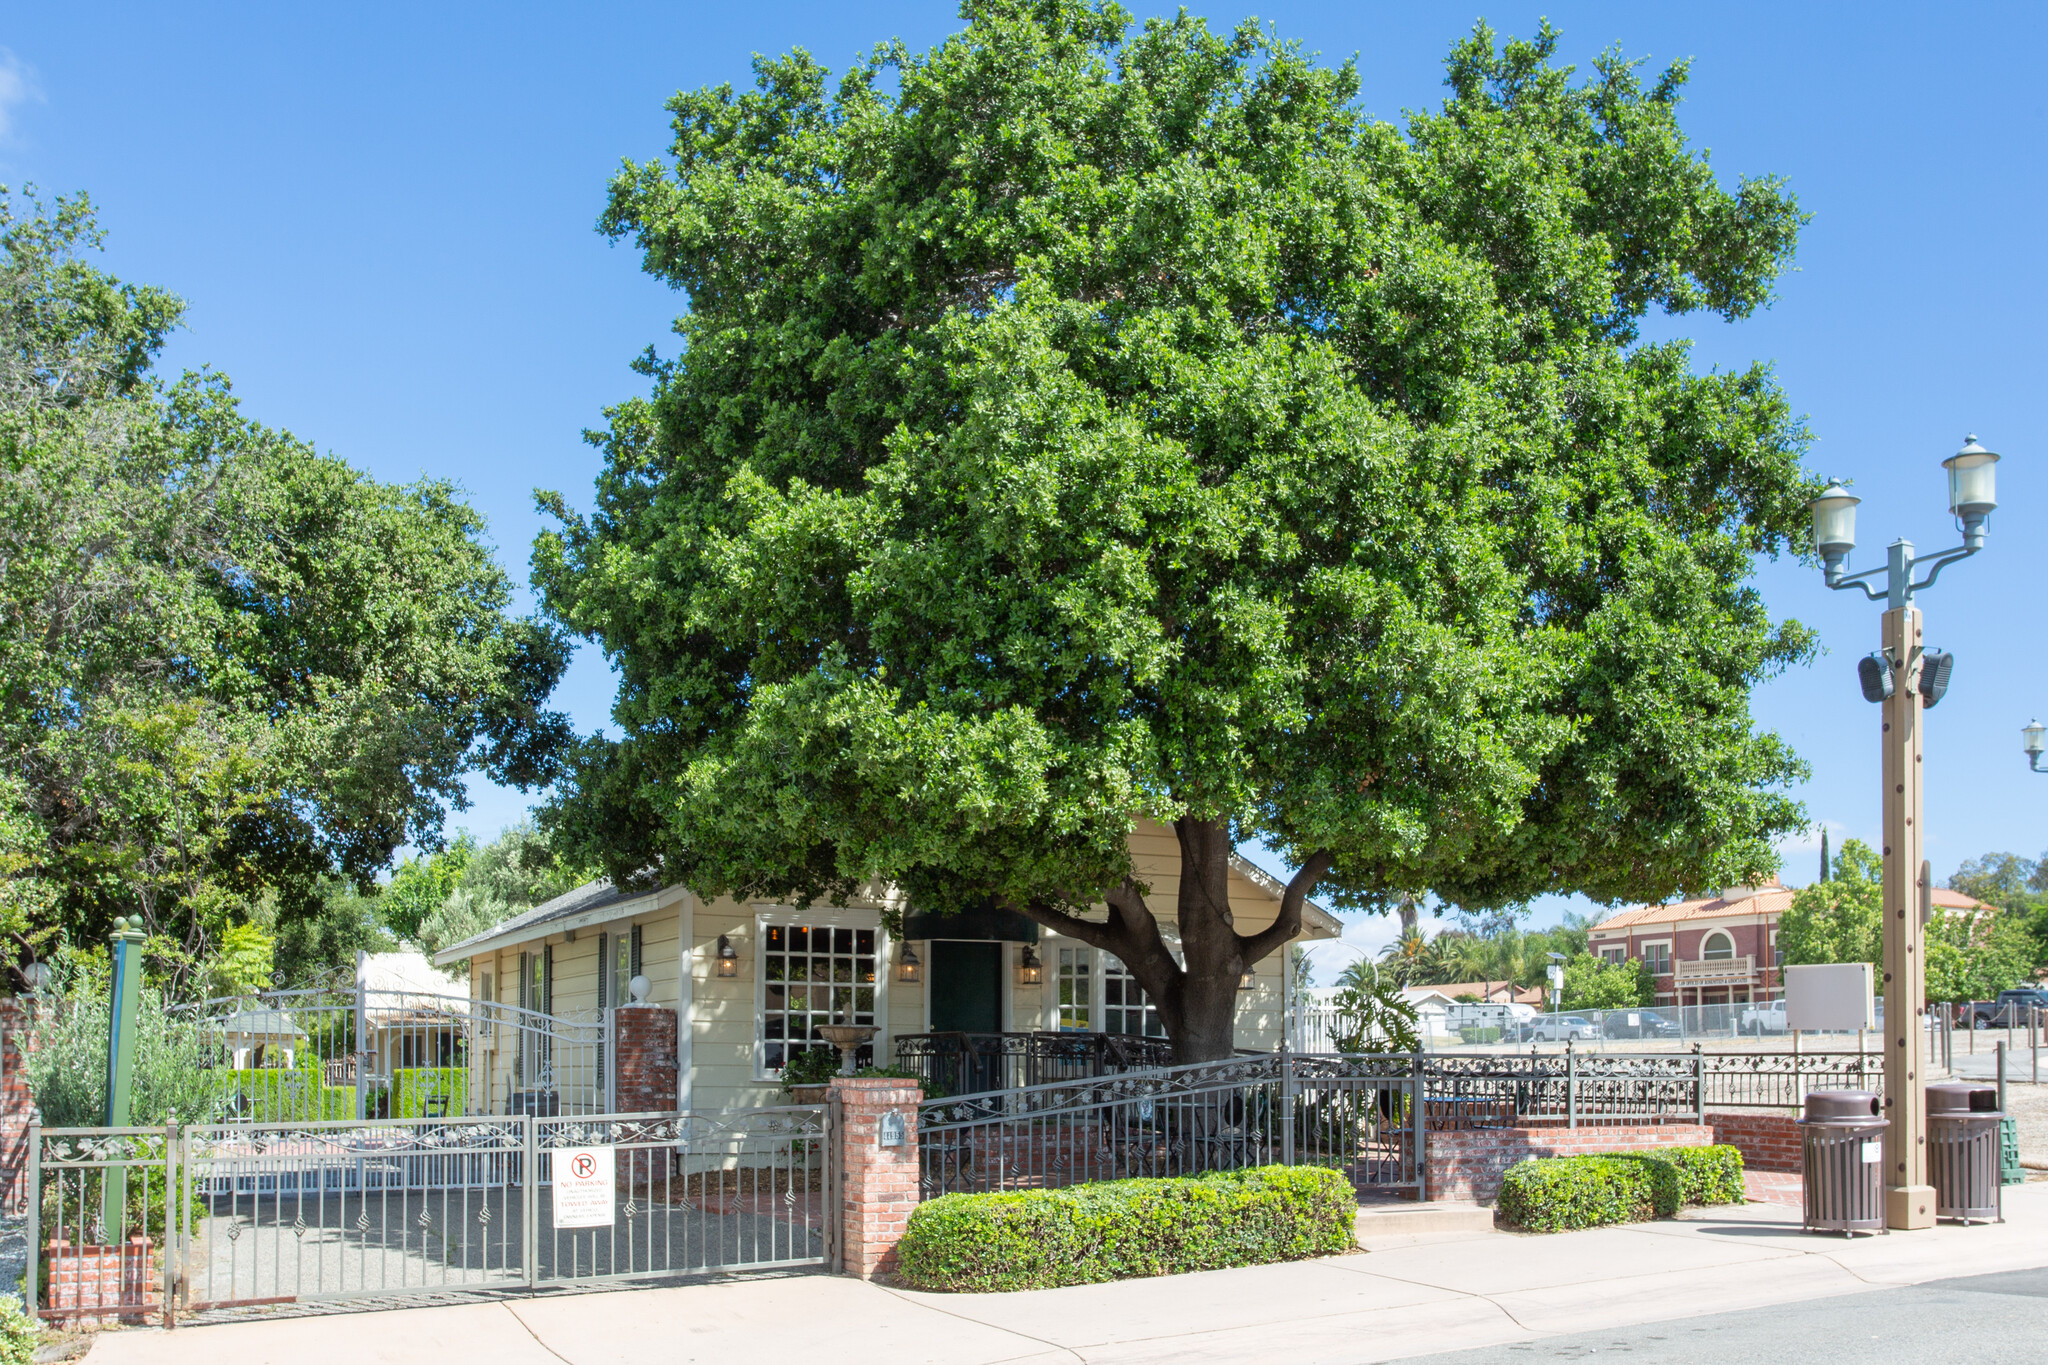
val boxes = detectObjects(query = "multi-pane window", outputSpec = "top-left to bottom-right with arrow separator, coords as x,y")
1600,947 -> 1625,964
1102,956 -> 1165,1038
1643,943 -> 1672,976
1056,947 -> 1092,1031
1701,931 -> 1735,962
761,922 -> 876,1072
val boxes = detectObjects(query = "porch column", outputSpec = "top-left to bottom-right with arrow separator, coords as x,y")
830,1076 -> 923,1280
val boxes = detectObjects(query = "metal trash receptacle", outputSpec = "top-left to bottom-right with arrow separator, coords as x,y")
1800,1089 -> 1885,1236
1927,1081 -> 2002,1224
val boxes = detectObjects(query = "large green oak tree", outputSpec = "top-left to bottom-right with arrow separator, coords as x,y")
538,3 -> 1817,1061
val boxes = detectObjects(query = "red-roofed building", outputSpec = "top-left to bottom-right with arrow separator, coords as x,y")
1586,880 -> 1990,1009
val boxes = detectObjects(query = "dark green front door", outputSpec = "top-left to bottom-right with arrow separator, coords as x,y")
929,940 -> 1002,1033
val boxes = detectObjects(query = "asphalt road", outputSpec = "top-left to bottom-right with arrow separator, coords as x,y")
1399,1265 -> 2048,1364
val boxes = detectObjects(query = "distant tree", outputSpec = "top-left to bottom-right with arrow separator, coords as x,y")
1947,852 -> 2046,915
1778,838 -> 1882,971
1924,909 -> 2036,1004
1557,952 -> 1654,1010
0,190 -> 574,993
546,5 -> 1814,1061
413,822 -> 595,967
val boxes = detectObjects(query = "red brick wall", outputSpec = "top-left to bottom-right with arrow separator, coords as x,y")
43,1238 -> 158,1326
611,1006 -> 678,1113
1710,1111 -> 1801,1173
1426,1123 -> 1713,1203
0,999 -> 33,1215
830,1076 -> 922,1280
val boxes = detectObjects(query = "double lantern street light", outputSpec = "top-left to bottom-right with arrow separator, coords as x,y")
1805,434 -> 1998,1232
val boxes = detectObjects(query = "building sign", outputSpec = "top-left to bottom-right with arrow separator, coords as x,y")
554,1147 -> 616,1228
878,1111 -> 906,1148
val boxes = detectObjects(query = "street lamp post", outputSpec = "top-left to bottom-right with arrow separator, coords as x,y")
1807,434 -> 1998,1232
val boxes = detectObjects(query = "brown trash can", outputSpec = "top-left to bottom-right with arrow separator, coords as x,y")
1927,1081 -> 2003,1224
1800,1089 -> 1886,1236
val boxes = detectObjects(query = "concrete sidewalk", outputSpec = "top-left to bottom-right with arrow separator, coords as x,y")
84,1184 -> 2048,1365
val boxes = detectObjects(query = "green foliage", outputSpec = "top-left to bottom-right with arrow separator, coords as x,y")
1655,1144 -> 1746,1206
218,1061 -> 355,1122
1559,952 -> 1654,1010
413,822 -> 593,965
1498,1146 -> 1746,1232
1779,838 -> 1882,971
27,965 -> 222,1127
541,3 -> 1818,1058
1330,960 -> 1420,1053
1947,851 -> 2048,971
1924,910 -> 2036,1003
0,189 -> 572,991
1498,1154 -> 1679,1232
0,1292 -> 38,1365
389,1067 -> 467,1118
896,1165 -> 1355,1291
200,921 -> 276,997
273,878 -> 394,988
382,833 -> 475,943
777,1046 -> 843,1094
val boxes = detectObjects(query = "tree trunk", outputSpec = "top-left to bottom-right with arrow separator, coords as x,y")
1016,818 -> 1332,1066
1398,893 -> 1419,936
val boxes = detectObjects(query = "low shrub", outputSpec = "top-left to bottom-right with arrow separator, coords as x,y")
390,1067 -> 468,1119
1653,1144 -> 1746,1206
1497,1154 -> 1678,1232
1498,1144 -> 1747,1232
1458,1027 -> 1503,1045
0,1292 -> 37,1365
897,1165 -> 1354,1292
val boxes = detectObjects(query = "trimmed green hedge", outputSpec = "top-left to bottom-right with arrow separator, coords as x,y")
391,1067 -> 468,1118
1653,1145 -> 1745,1207
1498,1145 -> 1746,1233
897,1165 -> 1355,1291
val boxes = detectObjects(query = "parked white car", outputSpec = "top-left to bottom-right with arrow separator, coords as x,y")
1741,998 -> 1787,1034
1529,1014 -> 1602,1042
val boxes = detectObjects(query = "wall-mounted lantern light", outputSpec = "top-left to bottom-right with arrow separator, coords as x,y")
1017,945 -> 1044,987
896,943 -> 922,984
715,934 -> 740,978
1238,967 -> 1256,991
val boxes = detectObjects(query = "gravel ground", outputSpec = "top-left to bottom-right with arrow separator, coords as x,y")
1997,1082 -> 2048,1168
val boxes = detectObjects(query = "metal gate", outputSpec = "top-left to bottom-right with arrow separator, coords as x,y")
28,1104 -> 832,1324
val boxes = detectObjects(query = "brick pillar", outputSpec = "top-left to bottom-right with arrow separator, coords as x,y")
0,999 -> 34,1215
829,1076 -> 923,1280
611,1006 -> 678,1113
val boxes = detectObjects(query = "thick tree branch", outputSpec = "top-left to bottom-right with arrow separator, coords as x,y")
1010,898 -> 1122,955
1238,850 -> 1334,963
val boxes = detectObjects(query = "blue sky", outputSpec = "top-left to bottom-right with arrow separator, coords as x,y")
6,3 -> 2044,978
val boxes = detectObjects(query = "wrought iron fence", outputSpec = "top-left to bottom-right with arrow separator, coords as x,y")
1698,1050 -> 1883,1110
176,987 -> 606,1123
893,1031 -> 1174,1096
28,1103 -> 831,1324
30,1126 -> 179,1326
533,1107 -> 830,1284
916,1054 -> 1425,1200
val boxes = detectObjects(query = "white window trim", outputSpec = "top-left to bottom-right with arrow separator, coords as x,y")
1700,929 -> 1736,962
1040,933 -> 1178,1039
751,904 -> 890,1082
1640,939 -> 1674,975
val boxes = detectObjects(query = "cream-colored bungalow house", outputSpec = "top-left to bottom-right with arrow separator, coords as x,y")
433,819 -> 1341,1115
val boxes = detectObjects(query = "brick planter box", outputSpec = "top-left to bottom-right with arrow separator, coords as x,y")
43,1237 -> 159,1326
1709,1111 -> 1802,1173
1425,1123 -> 1714,1203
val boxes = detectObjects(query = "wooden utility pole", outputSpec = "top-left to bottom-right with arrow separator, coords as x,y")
1880,601 -> 1932,1229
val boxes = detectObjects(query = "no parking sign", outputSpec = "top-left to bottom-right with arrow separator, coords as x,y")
554,1147 -> 616,1228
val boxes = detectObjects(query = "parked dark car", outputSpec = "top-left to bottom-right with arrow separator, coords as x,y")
1970,988 -> 2048,1028
1602,1009 -> 1682,1040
